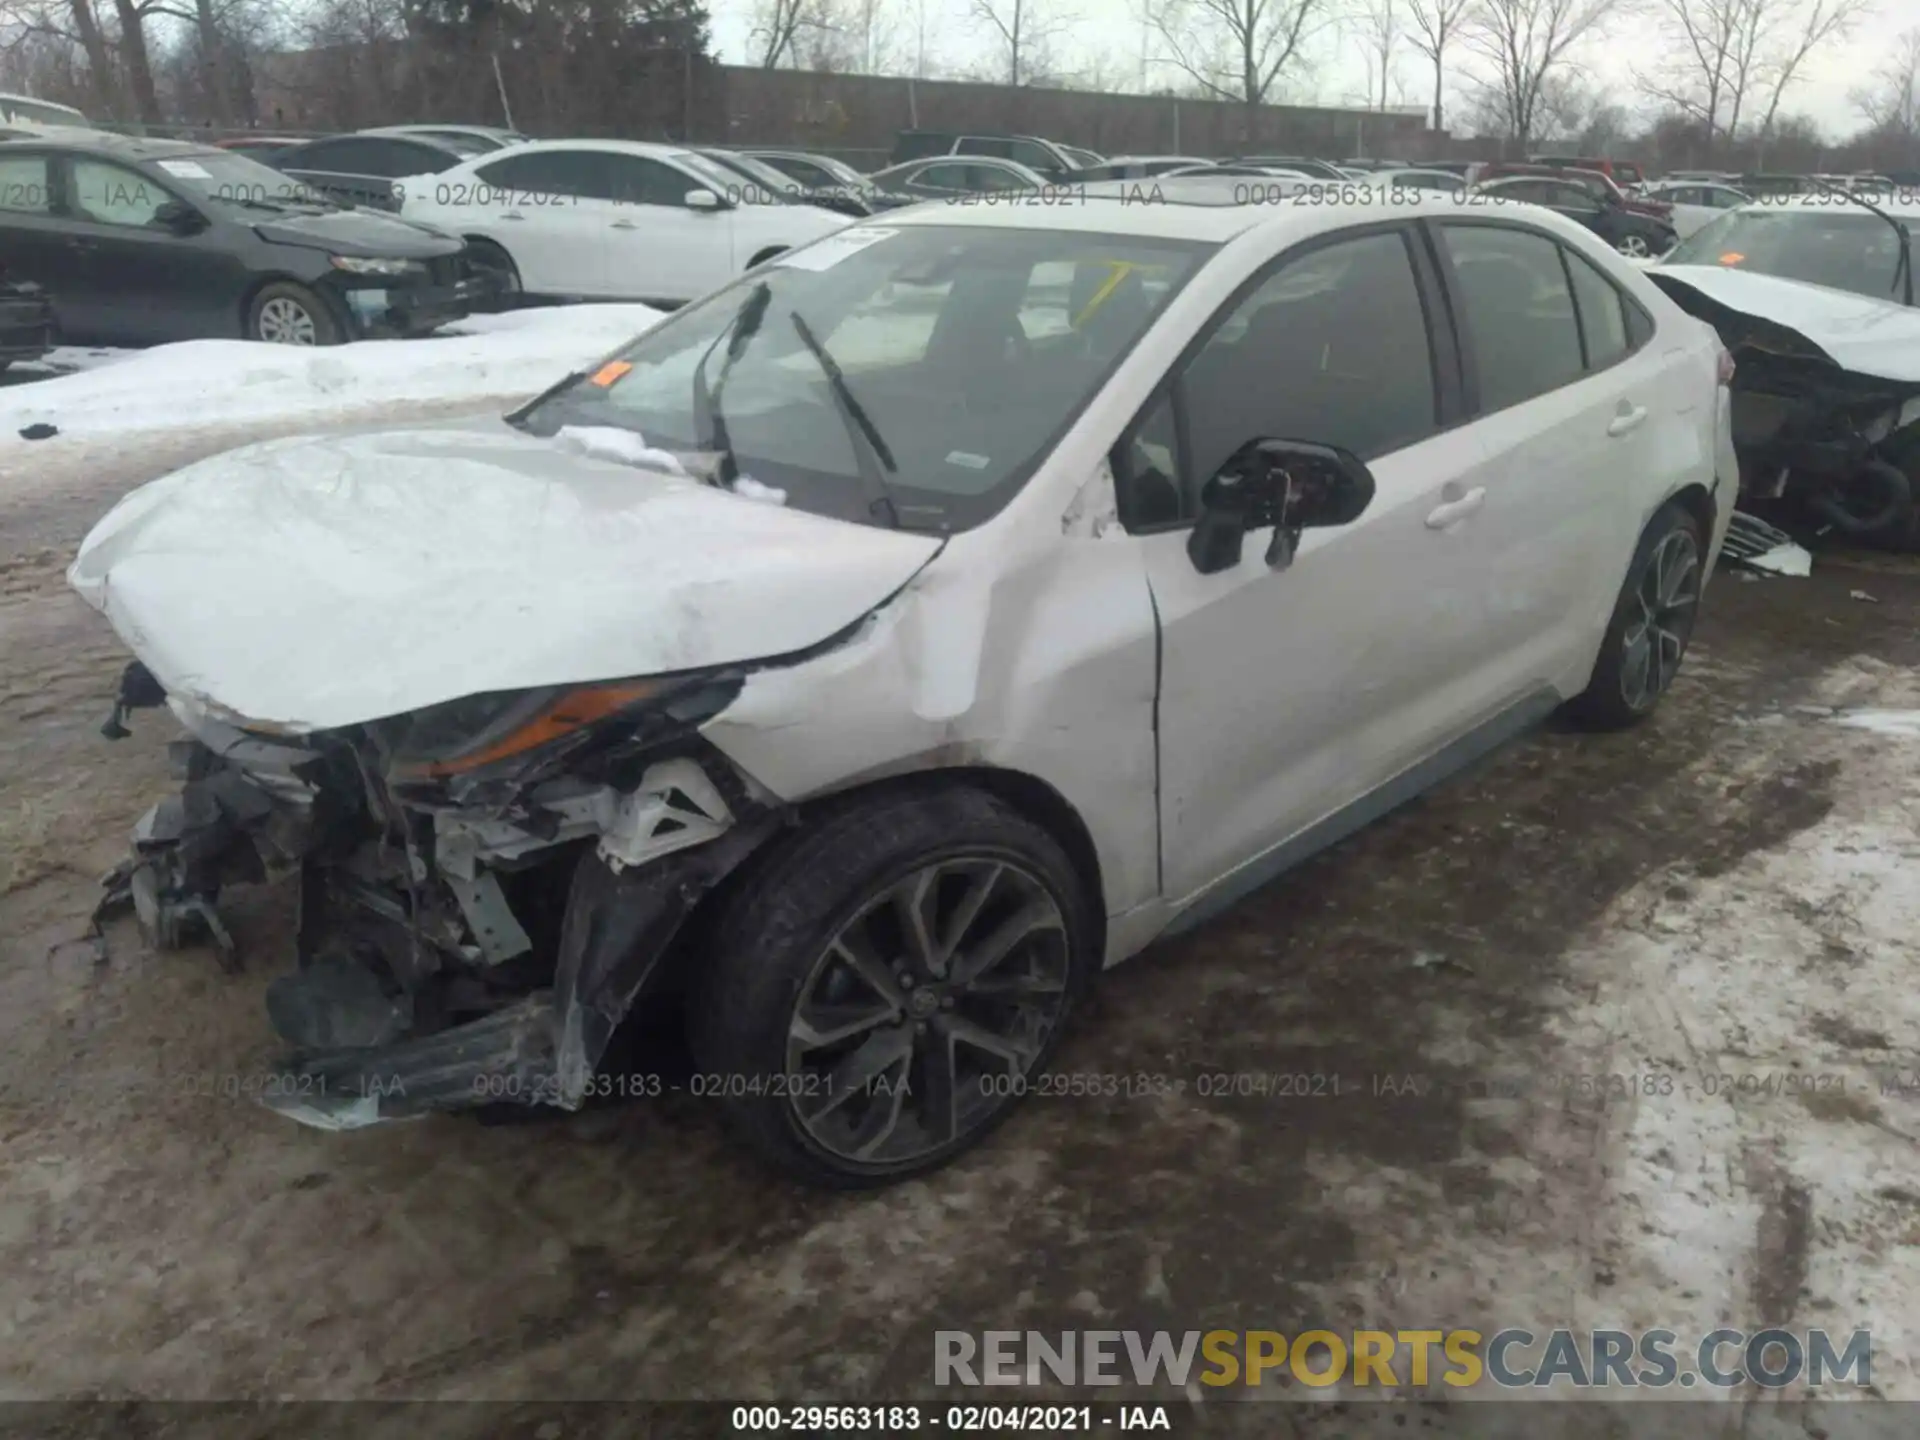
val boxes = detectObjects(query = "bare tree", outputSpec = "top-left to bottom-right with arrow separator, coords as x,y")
1406,0 -> 1471,130
1852,25 -> 1920,138
1461,0 -> 1618,146
750,0 -> 813,65
1360,0 -> 1397,109
1751,0 -> 1864,139
971,0 -> 1069,85
1147,0 -> 1325,108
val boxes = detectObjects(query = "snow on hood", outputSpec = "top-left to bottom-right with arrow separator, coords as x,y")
1651,264 -> 1920,383
67,418 -> 942,731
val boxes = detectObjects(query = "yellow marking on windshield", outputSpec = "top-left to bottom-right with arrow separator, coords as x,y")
1072,261 -> 1138,328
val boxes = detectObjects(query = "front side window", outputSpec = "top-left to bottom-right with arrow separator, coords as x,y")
1665,207 -> 1910,301
511,226 -> 1211,533
70,159 -> 167,227
910,163 -> 972,192
967,163 -> 1030,192
1440,223 -> 1584,412
475,149 -> 605,199
1113,229 -> 1438,530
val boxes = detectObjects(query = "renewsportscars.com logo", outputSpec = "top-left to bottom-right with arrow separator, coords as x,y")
934,1328 -> 1873,1391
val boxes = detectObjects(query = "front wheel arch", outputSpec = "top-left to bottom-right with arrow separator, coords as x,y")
746,245 -> 788,270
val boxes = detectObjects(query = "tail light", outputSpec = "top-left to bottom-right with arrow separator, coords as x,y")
1717,347 -> 1736,386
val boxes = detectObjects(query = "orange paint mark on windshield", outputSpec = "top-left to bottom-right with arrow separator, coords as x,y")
589,360 -> 633,386
1718,252 -> 1746,265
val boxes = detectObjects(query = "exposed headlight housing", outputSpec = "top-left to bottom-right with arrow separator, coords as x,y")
329,255 -> 425,277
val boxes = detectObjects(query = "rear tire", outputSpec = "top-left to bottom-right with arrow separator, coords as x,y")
1568,502 -> 1704,730
690,785 -> 1097,1189
247,281 -> 342,346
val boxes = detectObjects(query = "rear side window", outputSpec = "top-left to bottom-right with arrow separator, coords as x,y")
913,162 -> 972,191
0,152 -> 51,213
1563,248 -> 1629,369
957,136 -> 1016,160
1439,224 -> 1584,412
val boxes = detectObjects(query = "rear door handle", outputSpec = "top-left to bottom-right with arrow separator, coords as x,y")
610,220 -> 638,230
500,211 -> 525,221
1425,487 -> 1486,529
1608,403 -> 1649,436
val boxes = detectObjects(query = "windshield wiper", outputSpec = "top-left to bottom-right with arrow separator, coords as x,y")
1805,176 -> 1914,306
690,280 -> 771,488
788,311 -> 901,529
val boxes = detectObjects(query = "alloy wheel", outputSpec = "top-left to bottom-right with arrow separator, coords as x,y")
257,296 -> 318,345
1618,234 -> 1653,258
1620,527 -> 1700,711
785,855 -> 1071,1167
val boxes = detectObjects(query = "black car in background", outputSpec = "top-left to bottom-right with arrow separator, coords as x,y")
1474,173 -> 1678,257
0,258 -> 54,372
691,146 -> 878,217
270,131 -> 472,210
0,134 -> 488,345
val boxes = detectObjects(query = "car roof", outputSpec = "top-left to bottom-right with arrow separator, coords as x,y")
0,130 -> 217,160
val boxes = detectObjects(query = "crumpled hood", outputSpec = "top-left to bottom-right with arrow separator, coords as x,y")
1650,264 -> 1920,383
68,419 -> 942,731
251,207 -> 462,258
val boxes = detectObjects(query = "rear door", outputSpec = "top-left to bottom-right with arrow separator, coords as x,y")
1429,219 -> 1691,699
1116,224 -> 1503,904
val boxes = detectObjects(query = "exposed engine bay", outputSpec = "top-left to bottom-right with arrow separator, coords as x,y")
91,661 -> 786,1130
1650,271 -> 1920,548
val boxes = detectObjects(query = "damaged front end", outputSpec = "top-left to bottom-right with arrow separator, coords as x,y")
1651,270 -> 1920,547
94,660 -> 782,1130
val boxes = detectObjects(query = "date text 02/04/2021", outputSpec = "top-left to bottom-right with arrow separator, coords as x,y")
728,1404 -> 1175,1432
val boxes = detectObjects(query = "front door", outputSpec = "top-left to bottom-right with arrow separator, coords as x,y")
59,157 -> 241,343
1114,225 -> 1500,905
600,154 -> 731,305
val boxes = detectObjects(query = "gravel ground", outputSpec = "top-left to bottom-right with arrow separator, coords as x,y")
2,411 -> 1917,1437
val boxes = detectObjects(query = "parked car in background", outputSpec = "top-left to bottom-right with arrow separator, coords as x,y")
1064,155 -> 1211,181
1637,180 -> 1749,238
365,124 -> 530,154
888,130 -> 1082,177
1159,164 -> 1310,181
1482,163 -> 1672,220
0,133 -> 485,345
0,92 -> 94,130
1737,173 -> 1810,198
1532,155 -> 1648,187
214,135 -> 309,163
1058,144 -> 1103,167
1661,169 -> 1739,184
1382,167 -> 1471,193
1235,155 -> 1350,179
744,149 -> 870,191
0,257 -> 54,372
1341,157 -> 1408,170
72,186 -> 1733,1186
272,131 -> 472,209
692,146 -> 876,217
865,155 -> 1052,201
394,138 -> 852,306
1473,172 -> 1678,257
1652,192 -> 1920,548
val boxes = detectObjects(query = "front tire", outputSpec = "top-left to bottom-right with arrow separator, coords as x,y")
691,785 -> 1096,1188
464,238 -> 522,308
1569,502 -> 1704,730
1617,233 -> 1654,258
247,281 -> 342,346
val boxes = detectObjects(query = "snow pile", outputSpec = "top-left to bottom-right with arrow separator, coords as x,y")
732,475 -> 788,505
0,304 -> 665,439
553,424 -> 688,477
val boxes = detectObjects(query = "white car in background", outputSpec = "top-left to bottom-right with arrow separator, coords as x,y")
1638,180 -> 1751,239
394,138 -> 853,306
72,184 -> 1735,1186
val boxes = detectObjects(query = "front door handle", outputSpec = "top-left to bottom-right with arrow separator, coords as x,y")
1608,402 -> 1649,436
500,211 -> 525,221
610,220 -> 638,230
1425,487 -> 1486,529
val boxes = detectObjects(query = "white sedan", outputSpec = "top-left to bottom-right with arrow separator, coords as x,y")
1639,180 -> 1751,239
71,187 -> 1736,1187
393,138 -> 853,305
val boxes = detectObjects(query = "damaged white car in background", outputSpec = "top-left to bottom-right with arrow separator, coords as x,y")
1648,189 -> 1920,551
71,186 -> 1734,1187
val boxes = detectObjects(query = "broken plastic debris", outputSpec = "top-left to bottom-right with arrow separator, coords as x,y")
18,422 -> 57,440
1850,589 -> 1877,602
552,425 -> 687,478
731,475 -> 788,506
1829,709 -> 1920,737
1411,951 -> 1475,975
1746,542 -> 1811,577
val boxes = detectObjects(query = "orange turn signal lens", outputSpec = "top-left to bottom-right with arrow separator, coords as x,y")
414,681 -> 663,777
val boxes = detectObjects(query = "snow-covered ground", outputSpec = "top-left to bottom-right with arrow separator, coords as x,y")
0,304 -> 664,440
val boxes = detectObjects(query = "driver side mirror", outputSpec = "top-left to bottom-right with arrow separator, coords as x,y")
684,188 -> 725,211
1186,438 -> 1375,576
153,198 -> 208,235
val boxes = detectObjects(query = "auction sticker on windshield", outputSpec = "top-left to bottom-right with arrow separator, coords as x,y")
156,160 -> 213,179
778,227 -> 898,272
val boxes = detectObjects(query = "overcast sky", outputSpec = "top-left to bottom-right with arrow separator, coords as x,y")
708,0 -> 1908,145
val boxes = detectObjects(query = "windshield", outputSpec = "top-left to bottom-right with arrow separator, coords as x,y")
1666,208 -> 1913,301
512,225 -> 1212,533
149,147 -> 334,208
